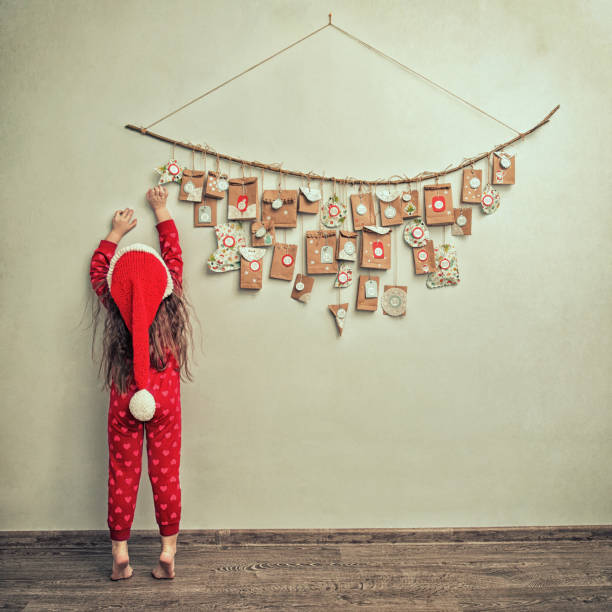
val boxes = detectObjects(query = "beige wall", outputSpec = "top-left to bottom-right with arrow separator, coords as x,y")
1,0 -> 610,531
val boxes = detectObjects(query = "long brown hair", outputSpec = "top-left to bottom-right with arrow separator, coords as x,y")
89,276 -> 198,395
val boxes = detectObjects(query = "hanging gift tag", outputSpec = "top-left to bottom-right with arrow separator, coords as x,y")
403,217 -> 430,247
328,303 -> 349,336
321,195 -> 347,228
424,183 -> 454,225
492,152 -> 516,185
270,243 -> 298,281
481,185 -> 501,215
360,226 -> 392,269
461,168 -> 482,203
207,222 -> 248,272
262,190 -> 298,228
228,177 -> 258,220
298,186 -> 322,214
194,198 -> 218,228
336,230 -> 357,261
382,285 -> 407,317
452,207 -> 472,235
205,171 -> 226,199
356,275 -> 380,311
155,159 -> 183,185
412,239 -> 435,275
350,192 -> 376,230
426,243 -> 460,289
305,230 -> 338,274
402,190 -> 421,218
179,169 -> 205,202
251,220 -> 276,247
291,273 -> 315,303
239,247 -> 266,290
334,263 -> 353,288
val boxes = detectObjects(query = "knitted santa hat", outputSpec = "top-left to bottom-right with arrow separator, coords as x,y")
106,243 -> 174,421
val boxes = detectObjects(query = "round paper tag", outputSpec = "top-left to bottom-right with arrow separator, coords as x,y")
440,258 -> 450,270
255,226 -> 266,238
329,204 -> 340,217
384,205 -> 396,219
337,308 -> 346,319
412,227 -> 424,239
432,196 -> 446,212
456,215 -> 467,227
482,194 -> 493,207
343,242 -> 355,255
223,236 -> 236,248
217,178 -> 229,191
237,196 -> 248,211
249,261 -> 260,272
417,249 -> 428,262
356,203 -> 367,215
469,177 -> 480,189
338,272 -> 348,284
184,181 -> 194,193
295,281 -> 305,291
168,163 -> 180,176
272,198 -> 283,210
402,192 -> 412,202
373,246 -> 383,257
500,156 -> 511,169
382,287 -> 406,317
281,254 -> 294,267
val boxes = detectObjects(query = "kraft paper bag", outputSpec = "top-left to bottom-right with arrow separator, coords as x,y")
194,198 -> 217,228
377,189 -> 403,227
251,220 -> 275,247
298,186 -> 321,214
228,177 -> 258,220
262,190 -> 298,228
291,273 -> 315,303
360,226 -> 391,270
424,183 -> 454,225
205,171 -> 228,199
492,152 -> 515,185
306,230 -> 338,274
336,230 -> 357,261
350,192 -> 376,230
239,247 -> 266,290
179,169 -> 205,202
269,242 -> 298,281
356,275 -> 379,311
412,239 -> 435,275
461,168 -> 482,203
401,190 -> 421,218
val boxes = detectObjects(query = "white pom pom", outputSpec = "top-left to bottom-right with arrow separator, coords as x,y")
129,389 -> 156,422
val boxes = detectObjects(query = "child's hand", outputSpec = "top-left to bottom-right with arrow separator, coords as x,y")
112,208 -> 137,237
146,186 -> 168,211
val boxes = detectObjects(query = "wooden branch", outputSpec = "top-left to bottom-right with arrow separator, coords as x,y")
124,105 -> 559,186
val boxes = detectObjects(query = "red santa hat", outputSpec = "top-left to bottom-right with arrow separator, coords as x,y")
106,243 -> 174,421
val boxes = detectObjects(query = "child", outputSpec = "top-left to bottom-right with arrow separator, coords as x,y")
89,186 -> 194,580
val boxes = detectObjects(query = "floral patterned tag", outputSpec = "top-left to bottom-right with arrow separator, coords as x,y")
403,217 -> 430,247
155,159 -> 183,185
207,222 -> 248,273
481,185 -> 501,215
334,263 -> 353,288
426,243 -> 460,289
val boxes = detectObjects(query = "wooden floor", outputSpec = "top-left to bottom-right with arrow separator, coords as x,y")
1,526 -> 611,610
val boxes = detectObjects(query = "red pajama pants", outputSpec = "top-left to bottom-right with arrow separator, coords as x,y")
107,362 -> 182,541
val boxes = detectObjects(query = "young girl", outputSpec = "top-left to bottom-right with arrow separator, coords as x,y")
89,186 -> 195,580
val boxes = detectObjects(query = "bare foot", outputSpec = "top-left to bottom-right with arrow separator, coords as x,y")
110,541 -> 133,581
152,533 -> 177,579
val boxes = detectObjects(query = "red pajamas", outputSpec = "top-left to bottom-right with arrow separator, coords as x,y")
90,219 -> 184,541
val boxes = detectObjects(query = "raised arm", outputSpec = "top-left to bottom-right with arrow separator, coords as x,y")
147,187 -> 183,294
89,209 -> 137,307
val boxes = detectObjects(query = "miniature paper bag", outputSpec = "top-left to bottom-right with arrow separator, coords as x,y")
179,169 -> 205,202
291,273 -> 315,303
329,303 -> 349,336
305,230 -> 338,275
207,222 -> 248,272
334,263 -> 353,288
481,185 -> 501,215
424,183 -> 454,225
321,195 -> 348,228
270,243 -> 298,281
239,247 -> 265,290
336,230 -> 357,261
205,171 -> 227,199
155,159 -> 183,185
452,208 -> 472,236
401,190 -> 421,218
426,243 -> 460,289
377,188 -> 403,227
412,239 -> 435,275
298,186 -> 321,214
262,190 -> 298,228
403,217 -> 430,247
492,152 -> 515,185
360,226 -> 391,270
461,168 -> 482,203
194,199 -> 218,227
228,177 -> 258,220
350,192 -> 376,230
356,275 -> 380,311
251,220 -> 275,247
382,285 -> 407,317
